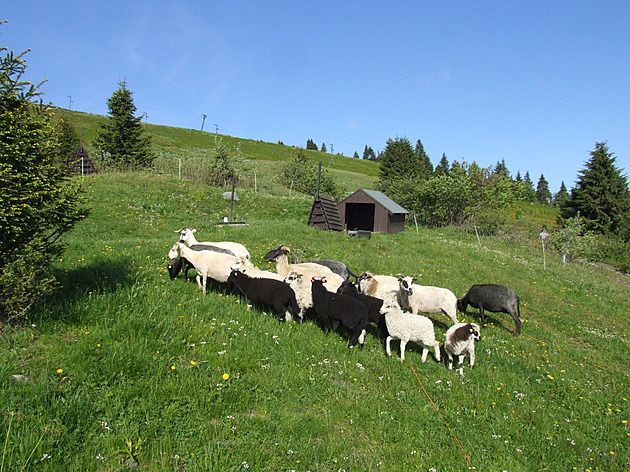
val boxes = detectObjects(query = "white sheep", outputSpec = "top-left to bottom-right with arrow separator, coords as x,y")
444,322 -> 481,374
263,246 -> 343,291
168,242 -> 237,294
379,296 -> 441,363
357,271 -> 399,300
230,257 -> 286,282
176,227 -> 250,260
397,276 -> 459,325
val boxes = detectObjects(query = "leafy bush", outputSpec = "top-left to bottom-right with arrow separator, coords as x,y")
280,148 -> 342,201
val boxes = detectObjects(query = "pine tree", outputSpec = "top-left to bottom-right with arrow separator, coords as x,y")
378,137 -> 419,193
553,181 -> 569,207
320,142 -> 327,153
535,174 -> 552,204
522,171 -> 536,202
0,40 -> 88,321
493,159 -> 511,179
363,145 -> 376,161
561,141 -> 630,235
95,80 -> 152,168
353,151 -> 359,159
415,139 -> 433,179
306,139 -> 318,150
434,153 -> 450,176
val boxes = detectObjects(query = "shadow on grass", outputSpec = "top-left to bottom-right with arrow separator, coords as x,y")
38,258 -> 135,324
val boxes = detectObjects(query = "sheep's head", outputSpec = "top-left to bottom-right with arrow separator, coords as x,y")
311,276 -> 326,284
469,323 -> 481,342
399,276 -> 414,295
284,270 -> 303,284
379,296 -> 399,315
263,245 -> 290,262
357,271 -> 374,282
167,242 -> 181,260
231,256 -> 252,272
176,227 -> 196,244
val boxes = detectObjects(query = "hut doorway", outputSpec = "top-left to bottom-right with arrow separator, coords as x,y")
345,202 -> 375,231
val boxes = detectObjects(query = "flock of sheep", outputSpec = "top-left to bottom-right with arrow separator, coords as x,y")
167,228 -> 523,373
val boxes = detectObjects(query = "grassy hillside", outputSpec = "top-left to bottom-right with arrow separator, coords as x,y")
1,172 -> 628,471
53,108 -> 379,193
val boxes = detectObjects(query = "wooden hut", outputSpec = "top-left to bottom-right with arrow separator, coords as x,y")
307,194 -> 344,231
69,145 -> 97,176
338,189 -> 409,234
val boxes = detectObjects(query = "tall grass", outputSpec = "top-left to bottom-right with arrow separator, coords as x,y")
1,172 -> 628,471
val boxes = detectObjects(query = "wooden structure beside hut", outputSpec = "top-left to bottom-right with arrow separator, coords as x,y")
307,194 -> 344,231
337,189 -> 409,234
69,145 -> 97,176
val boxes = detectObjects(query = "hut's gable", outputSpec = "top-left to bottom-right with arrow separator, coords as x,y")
307,194 -> 344,231
338,189 -> 408,234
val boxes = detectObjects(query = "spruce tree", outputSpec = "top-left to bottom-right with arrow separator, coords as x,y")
95,80 -> 152,168
378,137 -> 419,193
553,181 -> 569,207
522,171 -> 536,202
536,174 -> 552,204
434,153 -> 450,176
414,139 -> 433,179
561,141 -> 630,235
0,39 -> 88,321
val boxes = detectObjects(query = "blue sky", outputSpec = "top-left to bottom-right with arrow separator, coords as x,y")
3,1 -> 630,193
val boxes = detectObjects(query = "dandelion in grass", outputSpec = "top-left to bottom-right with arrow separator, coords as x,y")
56,369 -> 63,374
223,373 -> 230,380
190,361 -> 196,366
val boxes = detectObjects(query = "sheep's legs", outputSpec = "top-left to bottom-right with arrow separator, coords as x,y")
433,342 -> 441,362
399,340 -> 408,362
385,336 -> 393,357
420,344 -> 428,362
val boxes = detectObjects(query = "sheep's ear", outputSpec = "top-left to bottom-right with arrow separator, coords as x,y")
469,328 -> 474,333
174,228 -> 184,233
311,277 -> 316,283
191,228 -> 197,233
322,277 -> 327,284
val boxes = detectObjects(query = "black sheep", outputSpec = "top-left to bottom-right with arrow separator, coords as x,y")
308,259 -> 358,282
337,279 -> 389,339
457,284 -> 521,334
227,269 -> 301,322
310,276 -> 368,348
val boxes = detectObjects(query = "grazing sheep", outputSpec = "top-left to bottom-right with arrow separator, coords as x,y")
168,242 -> 237,293
337,279 -> 389,338
230,257 -> 286,282
263,246 -> 343,291
283,271 -> 313,321
397,276 -> 459,325
379,296 -> 441,363
457,284 -> 521,334
444,323 -> 481,373
227,269 -> 300,322
310,276 -> 368,349
168,243 -> 235,281
176,227 -> 250,260
357,271 -> 400,300
308,258 -> 357,282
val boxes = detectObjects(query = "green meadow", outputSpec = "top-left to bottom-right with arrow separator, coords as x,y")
2,113 -> 629,470
2,169 -> 628,472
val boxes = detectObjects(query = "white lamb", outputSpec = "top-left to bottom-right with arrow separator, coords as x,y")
176,227 -> 251,260
379,296 -> 441,363
357,272 -> 400,300
263,246 -> 343,291
444,322 -> 481,374
397,276 -> 459,325
168,242 -> 237,294
230,257 -> 286,282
